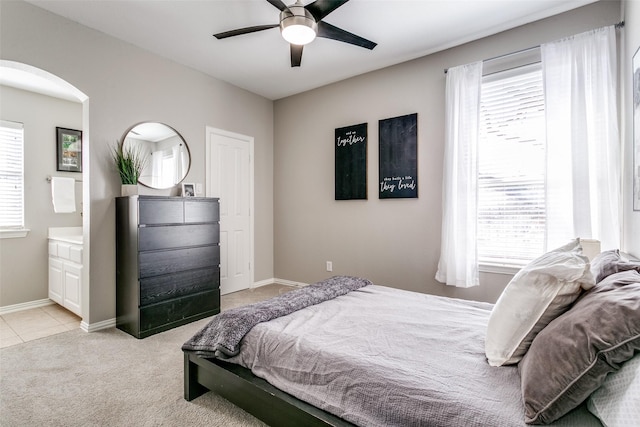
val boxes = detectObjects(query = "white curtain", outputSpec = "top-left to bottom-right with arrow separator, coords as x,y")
435,61 -> 483,288
151,151 -> 163,188
172,145 -> 182,184
542,26 -> 620,251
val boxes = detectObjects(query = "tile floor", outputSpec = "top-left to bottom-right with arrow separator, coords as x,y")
0,284 -> 294,350
0,304 -> 81,349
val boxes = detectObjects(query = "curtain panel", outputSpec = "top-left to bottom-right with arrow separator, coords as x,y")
435,62 -> 482,288
542,25 -> 621,251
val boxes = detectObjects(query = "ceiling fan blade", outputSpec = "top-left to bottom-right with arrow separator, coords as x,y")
213,24 -> 278,39
266,0 -> 290,12
317,21 -> 377,50
290,44 -> 303,67
305,0 -> 349,21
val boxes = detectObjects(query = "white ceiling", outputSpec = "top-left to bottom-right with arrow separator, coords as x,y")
11,0 -> 599,100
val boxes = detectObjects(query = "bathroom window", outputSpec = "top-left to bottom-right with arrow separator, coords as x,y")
0,120 -> 27,237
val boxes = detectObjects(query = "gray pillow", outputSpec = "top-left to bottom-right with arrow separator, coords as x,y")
518,270 -> 640,425
590,249 -> 640,283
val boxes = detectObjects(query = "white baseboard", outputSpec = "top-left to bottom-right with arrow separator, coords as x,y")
0,298 -> 116,333
251,278 -> 309,288
0,298 -> 55,315
2,280 -> 306,330
81,318 -> 116,333
273,278 -> 309,288
252,278 -> 276,288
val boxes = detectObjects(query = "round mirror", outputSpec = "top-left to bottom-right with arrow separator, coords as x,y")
122,122 -> 191,189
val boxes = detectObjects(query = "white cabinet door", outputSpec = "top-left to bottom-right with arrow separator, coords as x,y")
49,257 -> 64,305
48,240 -> 83,317
63,262 -> 82,316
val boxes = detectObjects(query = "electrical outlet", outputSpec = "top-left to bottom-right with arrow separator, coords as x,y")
195,183 -> 203,195
326,261 -> 333,272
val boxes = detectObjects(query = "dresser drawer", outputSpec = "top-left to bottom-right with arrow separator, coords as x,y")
138,223 -> 220,251
139,245 -> 220,278
185,199 -> 219,223
139,290 -> 220,333
139,199 -> 184,224
139,267 -> 220,306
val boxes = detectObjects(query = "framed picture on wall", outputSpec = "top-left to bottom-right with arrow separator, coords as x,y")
182,183 -> 195,197
335,123 -> 367,200
378,113 -> 418,199
56,127 -> 82,173
633,46 -> 640,211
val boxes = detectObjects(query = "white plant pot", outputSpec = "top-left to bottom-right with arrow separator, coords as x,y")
121,184 -> 138,197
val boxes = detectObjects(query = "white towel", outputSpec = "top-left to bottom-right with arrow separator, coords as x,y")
51,177 -> 76,213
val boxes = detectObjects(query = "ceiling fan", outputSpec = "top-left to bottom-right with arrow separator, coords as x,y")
213,0 -> 377,67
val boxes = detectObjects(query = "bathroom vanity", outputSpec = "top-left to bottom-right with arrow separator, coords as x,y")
48,227 -> 83,316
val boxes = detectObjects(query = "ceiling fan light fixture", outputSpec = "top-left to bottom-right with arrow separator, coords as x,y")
281,21 -> 316,45
214,0 -> 376,68
280,5 -> 317,46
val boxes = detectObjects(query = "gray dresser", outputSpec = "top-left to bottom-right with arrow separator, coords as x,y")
116,195 -> 220,338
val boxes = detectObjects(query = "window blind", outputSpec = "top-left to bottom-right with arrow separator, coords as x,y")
0,120 -> 25,228
478,64 -> 546,266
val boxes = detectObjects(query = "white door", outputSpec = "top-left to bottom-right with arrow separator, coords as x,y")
206,127 -> 254,295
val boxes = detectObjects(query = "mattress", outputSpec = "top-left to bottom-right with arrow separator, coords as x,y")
224,285 -> 601,426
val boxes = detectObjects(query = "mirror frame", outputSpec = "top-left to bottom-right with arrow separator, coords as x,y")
121,122 -> 191,189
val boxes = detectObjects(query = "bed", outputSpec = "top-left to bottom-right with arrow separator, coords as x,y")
182,252 -> 640,427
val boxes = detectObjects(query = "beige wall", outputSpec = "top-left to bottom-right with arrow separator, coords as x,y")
0,0 -> 274,324
0,85 -> 83,306
1,0 -> 635,322
273,0 -> 623,303
623,0 -> 640,257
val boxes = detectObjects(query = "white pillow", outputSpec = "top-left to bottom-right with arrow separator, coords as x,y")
485,239 -> 594,367
588,354 -> 640,427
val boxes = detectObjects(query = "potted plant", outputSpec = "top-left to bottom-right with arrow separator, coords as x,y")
112,142 -> 147,196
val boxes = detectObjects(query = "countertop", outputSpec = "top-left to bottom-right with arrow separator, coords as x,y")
48,227 -> 83,245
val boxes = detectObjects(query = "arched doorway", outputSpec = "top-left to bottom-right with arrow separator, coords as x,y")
0,60 -> 90,325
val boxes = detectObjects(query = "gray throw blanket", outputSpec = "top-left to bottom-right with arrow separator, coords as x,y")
182,275 -> 372,358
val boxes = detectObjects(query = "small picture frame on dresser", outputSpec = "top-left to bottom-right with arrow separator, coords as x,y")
181,183 -> 195,197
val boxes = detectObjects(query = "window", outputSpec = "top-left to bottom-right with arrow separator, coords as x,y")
477,64 -> 546,267
0,120 -> 26,233
439,29 -> 619,288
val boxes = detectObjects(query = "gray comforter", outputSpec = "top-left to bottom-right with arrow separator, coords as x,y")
223,284 -> 600,427
182,275 -> 372,358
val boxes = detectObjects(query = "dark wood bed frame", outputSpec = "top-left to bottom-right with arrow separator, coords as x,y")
184,352 -> 354,427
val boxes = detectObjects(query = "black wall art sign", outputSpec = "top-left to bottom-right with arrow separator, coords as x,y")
335,123 -> 367,200
378,113 -> 418,199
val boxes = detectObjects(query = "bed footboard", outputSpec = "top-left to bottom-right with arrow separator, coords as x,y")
183,352 -> 353,427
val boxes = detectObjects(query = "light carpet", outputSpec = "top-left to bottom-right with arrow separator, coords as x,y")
0,284 -> 294,426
